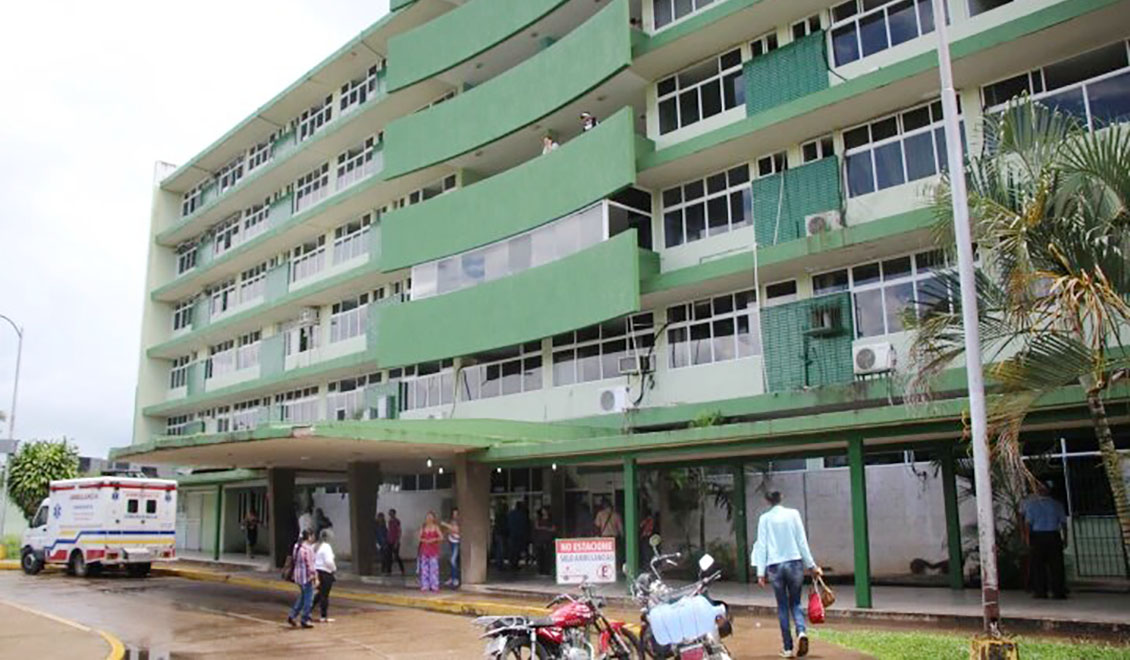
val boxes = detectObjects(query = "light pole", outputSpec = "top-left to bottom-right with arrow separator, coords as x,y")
0,314 -> 23,542
929,0 -> 1000,634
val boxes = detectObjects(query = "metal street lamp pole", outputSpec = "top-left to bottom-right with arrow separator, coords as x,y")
0,314 -> 23,542
929,0 -> 1000,633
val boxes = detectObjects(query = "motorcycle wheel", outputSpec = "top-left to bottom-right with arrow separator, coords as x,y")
606,628 -> 643,659
502,637 -> 549,660
640,628 -> 673,659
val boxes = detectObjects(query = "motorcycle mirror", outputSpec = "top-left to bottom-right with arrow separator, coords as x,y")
698,554 -> 715,573
649,534 -> 661,548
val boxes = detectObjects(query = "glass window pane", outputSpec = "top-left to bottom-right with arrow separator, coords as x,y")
854,289 -> 886,337
690,322 -> 712,365
736,314 -> 760,357
814,269 -> 849,295
554,215 -> 581,260
983,74 -> 1030,108
901,106 -> 931,131
483,364 -> 501,398
700,79 -> 723,118
917,274 -> 949,315
874,141 -> 906,190
1042,88 -> 1088,125
531,226 -> 556,267
664,210 -> 684,248
685,203 -> 706,243
723,72 -> 744,109
832,24 -> 860,67
1043,42 -> 1128,92
654,0 -> 673,28
859,10 -> 890,58
462,251 -> 485,286
437,258 -> 459,294
884,281 -> 915,332
501,360 -> 522,395
916,0 -> 934,34
707,195 -> 729,235
904,131 -> 937,181
1087,70 -> 1130,128
887,0 -> 918,47
712,319 -> 736,362
846,152 -> 875,197
523,356 -> 542,391
601,339 -> 627,379
706,172 -> 727,194
934,127 -> 949,173
678,59 -> 717,88
553,351 -> 575,385
578,345 -> 601,382
843,125 -> 871,150
731,190 -> 751,228
668,327 -> 688,368
509,234 -> 532,273
483,242 -> 508,282
659,98 -> 679,135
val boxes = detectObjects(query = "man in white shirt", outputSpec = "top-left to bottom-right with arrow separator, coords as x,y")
753,491 -> 822,658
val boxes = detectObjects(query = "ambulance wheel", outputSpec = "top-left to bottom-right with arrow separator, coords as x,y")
20,548 -> 43,575
127,563 -> 151,578
69,551 -> 89,578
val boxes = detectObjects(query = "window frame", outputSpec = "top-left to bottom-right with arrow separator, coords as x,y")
829,0 -> 937,68
661,164 -> 751,248
843,99 -> 954,198
656,48 -> 744,136
551,313 -> 655,386
666,289 -> 760,369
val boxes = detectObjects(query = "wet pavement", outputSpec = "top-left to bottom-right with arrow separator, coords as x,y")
0,570 -> 866,658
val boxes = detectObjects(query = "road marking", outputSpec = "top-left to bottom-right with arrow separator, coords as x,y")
0,598 -> 126,660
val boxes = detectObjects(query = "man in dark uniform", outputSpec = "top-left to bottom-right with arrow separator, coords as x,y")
1022,481 -> 1068,599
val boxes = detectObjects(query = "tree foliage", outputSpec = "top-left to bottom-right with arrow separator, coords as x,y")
6,439 -> 79,523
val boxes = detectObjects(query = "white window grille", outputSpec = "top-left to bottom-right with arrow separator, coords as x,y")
296,95 -> 333,142
212,406 -> 232,433
232,399 -> 262,431
246,134 -> 274,172
242,200 -> 270,242
552,314 -> 655,386
237,331 -> 261,370
397,361 -> 455,411
830,0 -> 936,67
166,414 -> 194,436
176,242 -> 197,275
290,237 -> 326,284
212,214 -> 241,257
332,214 -> 372,265
661,164 -> 750,248
340,64 -> 380,114
802,135 -> 835,164
652,0 -> 717,31
667,290 -> 759,368
791,14 -> 822,40
173,299 -> 194,332
209,279 -> 237,317
238,262 -> 269,306
294,163 -> 330,214
460,343 -> 543,401
276,386 -> 320,423
327,373 -> 381,420
336,137 -> 378,190
657,49 -> 743,135
750,31 -> 779,60
283,320 -> 320,357
844,99 -> 955,198
169,356 -> 191,389
755,151 -> 788,178
329,292 -> 372,343
216,155 -> 245,193
206,340 -> 236,379
182,180 -> 208,217
404,174 -> 457,207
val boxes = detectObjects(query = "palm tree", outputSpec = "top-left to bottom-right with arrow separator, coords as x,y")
905,99 -> 1130,570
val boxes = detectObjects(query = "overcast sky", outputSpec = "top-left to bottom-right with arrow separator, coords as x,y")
0,0 -> 391,459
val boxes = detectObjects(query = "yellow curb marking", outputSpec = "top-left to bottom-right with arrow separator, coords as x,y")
0,598 -> 126,660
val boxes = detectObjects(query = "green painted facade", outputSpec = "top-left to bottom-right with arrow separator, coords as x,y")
744,31 -> 828,117
751,156 -> 841,247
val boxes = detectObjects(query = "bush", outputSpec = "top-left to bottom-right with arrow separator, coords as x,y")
6,439 -> 79,523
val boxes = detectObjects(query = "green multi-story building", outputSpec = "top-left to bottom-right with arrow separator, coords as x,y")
119,0 -> 1130,603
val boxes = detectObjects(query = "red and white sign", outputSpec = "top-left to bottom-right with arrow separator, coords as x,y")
555,537 -> 617,584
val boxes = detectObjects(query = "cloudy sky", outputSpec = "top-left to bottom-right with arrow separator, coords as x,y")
0,0 -> 390,459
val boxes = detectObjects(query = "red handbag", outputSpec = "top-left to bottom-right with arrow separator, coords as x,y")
807,584 -> 826,624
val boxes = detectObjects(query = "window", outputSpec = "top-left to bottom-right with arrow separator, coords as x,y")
765,279 -> 798,305
333,214 -> 373,265
216,156 -> 244,193
662,164 -> 750,248
239,262 -> 269,306
291,236 -> 326,283
552,314 -> 655,386
340,64 -> 381,114
802,135 -> 835,163
330,292 -> 373,343
657,49 -> 744,135
415,90 -> 455,113
411,201 -> 605,300
844,100 -> 954,198
205,339 -> 236,379
328,373 -> 381,420
276,386 -> 320,423
830,0 -> 936,67
232,398 -> 262,430
981,41 -> 1130,131
296,95 -> 333,142
750,31 -> 779,60
176,242 -> 197,275
398,361 -> 455,410
182,180 -> 208,217
403,174 -> 456,207
209,279 -> 237,317
755,151 -> 788,178
246,134 -> 274,172
31,506 -> 47,529
652,0 -> 716,30
459,343 -> 543,401
127,499 -> 139,514
242,200 -> 270,242
213,214 -> 241,257
969,0 -> 1013,16
294,163 -> 330,214
237,331 -> 261,370
608,188 -> 654,250
146,500 -> 157,514
792,14 -> 822,40
169,356 -> 190,389
815,248 -> 950,338
173,299 -> 194,332
667,290 -> 759,368
165,414 -> 193,436
336,136 -> 379,190
211,405 -> 232,432
283,319 -> 320,356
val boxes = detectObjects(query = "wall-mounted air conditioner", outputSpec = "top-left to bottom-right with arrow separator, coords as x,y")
853,343 -> 896,375
297,307 -> 319,325
598,386 -> 631,413
805,210 -> 844,237
617,354 -> 652,376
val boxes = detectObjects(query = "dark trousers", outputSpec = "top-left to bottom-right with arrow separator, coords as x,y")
311,570 -> 335,618
388,542 -> 405,574
1029,531 -> 1067,598
536,541 -> 554,575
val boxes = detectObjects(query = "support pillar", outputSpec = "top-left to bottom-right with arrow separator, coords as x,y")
940,443 -> 965,590
347,461 -> 381,576
847,437 -> 872,608
732,463 -> 750,583
267,468 -> 297,569
623,457 -> 639,580
455,454 -> 490,585
550,467 -> 566,536
212,485 -> 224,561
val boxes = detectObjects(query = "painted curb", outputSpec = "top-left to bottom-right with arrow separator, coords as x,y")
0,597 -> 125,660
0,559 -> 19,570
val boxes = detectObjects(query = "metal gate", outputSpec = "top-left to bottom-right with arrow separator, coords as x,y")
1065,456 -> 1128,578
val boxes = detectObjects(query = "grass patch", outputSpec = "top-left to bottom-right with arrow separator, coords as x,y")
2,534 -> 20,559
815,628 -> 1130,659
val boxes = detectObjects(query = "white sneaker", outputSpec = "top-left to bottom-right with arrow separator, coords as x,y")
779,649 -> 796,658
797,633 -> 809,657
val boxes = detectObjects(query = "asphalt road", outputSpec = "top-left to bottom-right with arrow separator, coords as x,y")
0,570 -> 864,659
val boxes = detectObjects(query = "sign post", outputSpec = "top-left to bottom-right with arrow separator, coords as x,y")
555,537 -> 616,584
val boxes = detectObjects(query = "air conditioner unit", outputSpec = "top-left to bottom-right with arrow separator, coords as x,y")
598,386 -> 632,413
805,210 -> 844,237
853,343 -> 897,375
297,307 -> 319,325
617,354 -> 652,376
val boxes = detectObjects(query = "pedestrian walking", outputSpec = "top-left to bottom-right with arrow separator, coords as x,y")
286,529 -> 318,629
375,512 -> 390,574
311,529 -> 337,623
418,511 -> 443,593
242,507 -> 259,558
754,491 -> 821,658
441,508 -> 461,589
1022,481 -> 1068,599
533,507 -> 557,576
388,508 -> 405,575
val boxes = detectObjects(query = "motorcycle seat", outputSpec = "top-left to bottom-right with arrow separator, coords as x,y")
529,617 -> 559,628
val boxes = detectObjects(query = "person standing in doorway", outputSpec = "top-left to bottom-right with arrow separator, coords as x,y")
242,507 -> 259,559
594,498 -> 624,565
492,502 -> 510,570
387,509 -> 405,575
754,491 -> 821,658
418,511 -> 443,593
311,529 -> 337,623
375,512 -> 389,574
441,508 -> 462,589
286,529 -> 318,629
507,501 -> 531,570
533,507 -> 558,576
1022,481 -> 1068,599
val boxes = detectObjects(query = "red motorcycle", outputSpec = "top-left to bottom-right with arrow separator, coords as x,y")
475,582 -> 641,659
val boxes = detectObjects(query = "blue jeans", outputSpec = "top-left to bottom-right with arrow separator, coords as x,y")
767,559 -> 806,651
289,581 -> 315,623
449,541 -> 461,585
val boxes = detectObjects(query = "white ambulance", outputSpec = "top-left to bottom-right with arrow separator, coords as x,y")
20,477 -> 178,577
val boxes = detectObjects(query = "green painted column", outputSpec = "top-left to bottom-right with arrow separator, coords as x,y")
940,443 -> 965,590
213,485 -> 224,561
732,464 -> 750,583
847,437 -> 872,608
623,457 -> 639,580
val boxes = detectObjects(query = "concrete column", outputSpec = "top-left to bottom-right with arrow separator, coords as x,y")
940,443 -> 965,590
455,454 -> 490,585
348,462 -> 381,576
623,458 -> 639,580
213,485 -> 224,561
732,463 -> 750,583
267,468 -> 297,569
848,437 -> 872,608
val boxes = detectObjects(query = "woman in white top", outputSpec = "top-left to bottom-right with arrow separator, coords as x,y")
311,529 -> 337,623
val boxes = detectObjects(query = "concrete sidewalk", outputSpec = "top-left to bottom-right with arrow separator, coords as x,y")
0,599 -> 123,660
